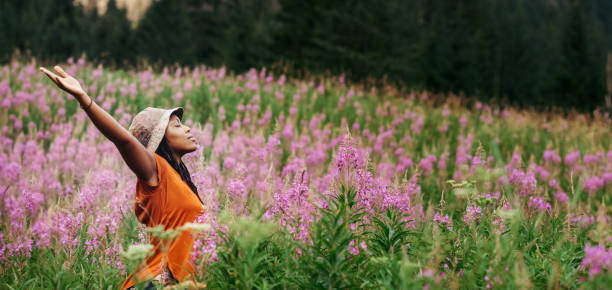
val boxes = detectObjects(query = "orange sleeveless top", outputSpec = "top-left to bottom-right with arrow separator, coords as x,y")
121,152 -> 205,290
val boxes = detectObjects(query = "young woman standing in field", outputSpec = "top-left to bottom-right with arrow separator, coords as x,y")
40,65 -> 206,289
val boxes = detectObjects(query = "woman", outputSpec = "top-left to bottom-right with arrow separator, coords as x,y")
40,65 -> 206,289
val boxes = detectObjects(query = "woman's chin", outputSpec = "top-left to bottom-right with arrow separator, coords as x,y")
179,145 -> 198,155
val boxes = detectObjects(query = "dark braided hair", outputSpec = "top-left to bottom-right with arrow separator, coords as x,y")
155,135 -> 203,205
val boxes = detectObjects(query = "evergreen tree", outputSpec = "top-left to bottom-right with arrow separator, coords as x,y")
0,1 -> 16,61
134,0 -> 197,65
36,0 -> 82,60
1,0 -> 609,111
556,0 -> 606,110
211,0 -> 278,71
186,0 -> 220,65
93,0 -> 134,66
273,0 -> 321,73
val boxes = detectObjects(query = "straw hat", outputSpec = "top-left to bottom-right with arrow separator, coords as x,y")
128,107 -> 184,152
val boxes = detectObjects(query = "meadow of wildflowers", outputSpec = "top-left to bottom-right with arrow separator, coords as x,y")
1,57 -> 611,289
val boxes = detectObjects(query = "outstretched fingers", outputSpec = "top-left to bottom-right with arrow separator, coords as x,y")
39,67 -> 60,83
53,65 -> 69,78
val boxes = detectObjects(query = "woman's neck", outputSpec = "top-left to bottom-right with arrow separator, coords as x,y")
171,150 -> 183,165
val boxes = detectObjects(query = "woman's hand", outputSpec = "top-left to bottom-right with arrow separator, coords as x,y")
39,65 -> 86,98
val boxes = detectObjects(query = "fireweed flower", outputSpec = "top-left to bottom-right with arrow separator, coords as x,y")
190,211 -> 219,269
282,122 -> 294,140
30,219 -> 51,248
548,178 -> 560,190
542,150 -> 561,164
458,116 -> 468,129
317,84 -> 324,94
535,166 -> 550,180
602,172 -> 612,185
348,240 -> 360,255
395,156 -> 413,175
419,154 -> 437,176
569,214 -> 595,228
265,134 -> 281,155
580,244 -> 612,279
358,241 -> 368,253
583,152 -> 603,166
0,232 -> 6,263
282,157 -> 307,178
463,205 -> 483,225
5,60 -> 612,288
453,134 -> 475,180
480,191 -> 500,200
354,168 -> 380,215
226,179 -> 247,206
441,108 -> 450,118
583,176 -> 604,196
437,152 -> 449,170
274,90 -> 284,100
335,136 -> 365,183
264,171 -> 314,243
223,157 -> 237,171
305,147 -> 327,167
5,238 -> 33,260
508,169 -> 524,185
377,162 -> 396,182
491,215 -> 506,234
554,191 -> 569,204
433,213 -> 453,230
469,154 -> 485,175
510,170 -> 537,196
527,196 -> 551,213
564,150 -> 581,167
381,179 -> 424,229
414,116 -> 425,134
508,151 -> 522,170
217,105 -> 226,121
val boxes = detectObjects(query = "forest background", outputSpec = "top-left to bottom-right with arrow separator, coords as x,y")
1,0 -> 611,111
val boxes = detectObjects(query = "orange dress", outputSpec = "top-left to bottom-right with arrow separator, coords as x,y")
121,152 -> 205,290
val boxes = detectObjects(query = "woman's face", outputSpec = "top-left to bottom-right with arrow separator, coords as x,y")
165,114 -> 197,157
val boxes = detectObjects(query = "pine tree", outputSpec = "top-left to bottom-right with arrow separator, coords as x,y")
134,0 -> 197,66
556,0 -> 606,110
211,0 -> 278,71
94,0 -> 134,66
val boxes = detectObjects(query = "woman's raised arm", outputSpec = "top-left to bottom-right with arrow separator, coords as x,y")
40,65 -> 158,187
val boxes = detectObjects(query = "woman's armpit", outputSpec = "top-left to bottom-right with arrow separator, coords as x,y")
138,153 -> 165,194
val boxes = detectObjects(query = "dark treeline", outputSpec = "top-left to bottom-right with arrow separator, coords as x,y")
1,0 -> 610,111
